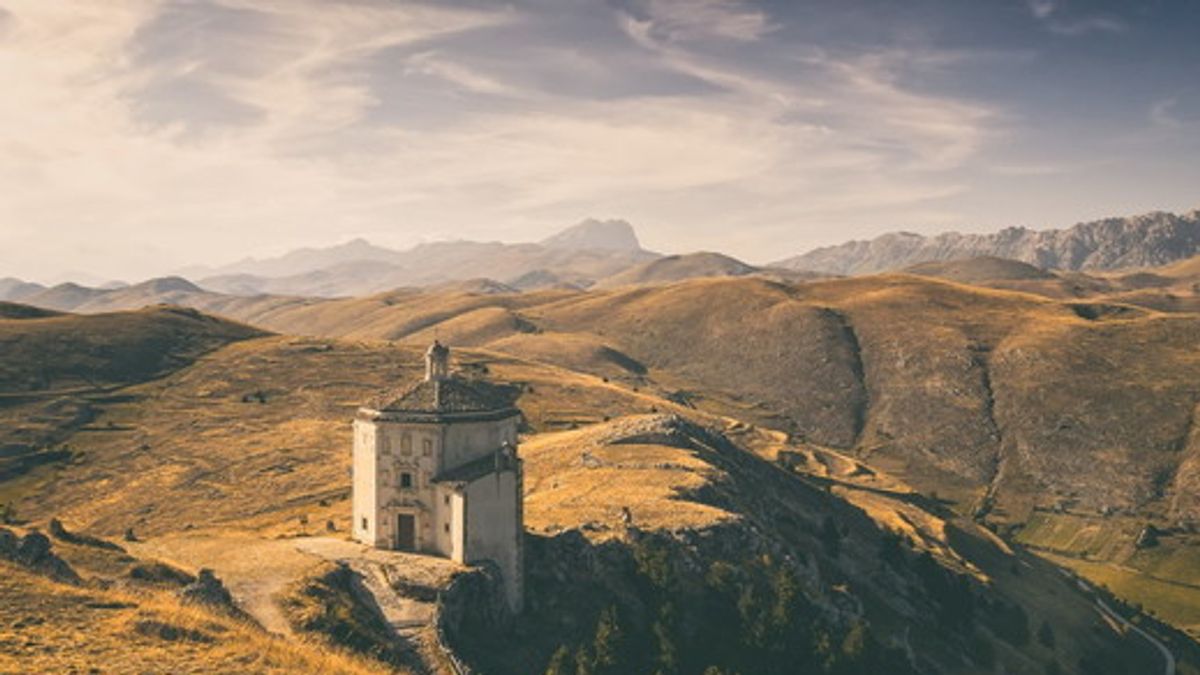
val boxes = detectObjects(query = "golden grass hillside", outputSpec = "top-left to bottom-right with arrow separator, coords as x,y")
6,275 -> 1200,667
10,273 -> 1200,527
0,304 -> 264,393
521,415 -> 735,537
0,540 -> 390,675
0,300 -> 1190,672
592,251 -> 758,288
5,335 -> 683,539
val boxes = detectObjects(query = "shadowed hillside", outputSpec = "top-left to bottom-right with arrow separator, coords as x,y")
0,304 -> 264,393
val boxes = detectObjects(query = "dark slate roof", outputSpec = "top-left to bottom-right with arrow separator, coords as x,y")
361,376 -> 518,422
434,451 -> 518,485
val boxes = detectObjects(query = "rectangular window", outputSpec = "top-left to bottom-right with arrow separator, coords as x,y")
361,517 -> 368,530
401,433 -> 412,456
443,495 -> 450,506
444,523 -> 450,534
422,439 -> 433,457
400,472 -> 413,489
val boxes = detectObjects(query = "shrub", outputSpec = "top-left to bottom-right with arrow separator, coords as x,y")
1038,621 -> 1056,649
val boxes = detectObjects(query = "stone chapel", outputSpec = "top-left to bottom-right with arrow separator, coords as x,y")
352,341 -> 524,613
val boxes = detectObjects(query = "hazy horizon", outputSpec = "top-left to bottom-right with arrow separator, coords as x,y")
2,0 -> 1199,283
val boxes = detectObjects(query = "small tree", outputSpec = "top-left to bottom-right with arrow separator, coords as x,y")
820,515 -> 842,557
545,645 -> 574,675
653,603 -> 680,674
879,531 -> 905,569
840,621 -> 869,661
574,645 -> 596,675
1038,621 -> 1056,649
592,606 -> 626,673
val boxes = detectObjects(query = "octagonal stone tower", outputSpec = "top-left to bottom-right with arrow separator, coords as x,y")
352,341 -> 524,613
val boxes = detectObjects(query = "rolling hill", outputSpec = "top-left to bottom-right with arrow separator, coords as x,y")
594,251 -> 759,288
0,303 -> 264,393
6,254 -> 1200,670
904,256 -> 1056,284
0,305 -> 1179,674
14,265 -> 1200,533
0,304 -> 265,499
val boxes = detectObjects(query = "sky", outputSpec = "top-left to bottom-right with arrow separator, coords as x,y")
1,0 -> 1198,283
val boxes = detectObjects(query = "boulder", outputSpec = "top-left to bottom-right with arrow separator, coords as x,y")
180,568 -> 245,618
0,528 -> 81,585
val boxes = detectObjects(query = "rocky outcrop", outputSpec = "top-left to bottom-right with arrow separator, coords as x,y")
180,568 -> 245,619
0,528 -> 81,585
48,518 -> 124,552
776,208 -> 1200,274
435,564 -> 510,675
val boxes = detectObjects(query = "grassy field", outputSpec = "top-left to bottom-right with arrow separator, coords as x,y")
1041,552 -> 1200,639
1018,509 -> 1200,640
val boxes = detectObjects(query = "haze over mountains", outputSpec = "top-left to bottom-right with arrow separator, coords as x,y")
776,208 -> 1200,275
5,207 -> 1200,305
180,218 -> 657,297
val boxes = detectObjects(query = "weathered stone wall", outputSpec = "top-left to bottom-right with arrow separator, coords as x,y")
464,465 -> 523,613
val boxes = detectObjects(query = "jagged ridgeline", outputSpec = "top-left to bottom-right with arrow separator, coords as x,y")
773,208 -> 1200,274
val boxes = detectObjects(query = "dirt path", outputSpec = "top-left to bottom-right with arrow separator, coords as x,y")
293,537 -> 460,634
1095,596 -> 1176,675
129,534 -> 462,638
128,534 -> 325,635
1063,571 -> 1176,675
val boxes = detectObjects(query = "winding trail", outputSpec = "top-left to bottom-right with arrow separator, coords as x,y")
1065,572 -> 1176,675
1094,596 -> 1175,675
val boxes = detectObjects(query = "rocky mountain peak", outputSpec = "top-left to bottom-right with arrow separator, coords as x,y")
540,218 -> 643,252
775,208 -> 1200,275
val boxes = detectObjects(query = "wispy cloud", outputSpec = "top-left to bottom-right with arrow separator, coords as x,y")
404,51 -> 517,96
638,0 -> 775,43
1025,0 -> 1126,36
1149,92 -> 1200,131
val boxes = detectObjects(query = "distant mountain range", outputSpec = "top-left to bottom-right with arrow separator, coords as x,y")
774,208 -> 1200,275
6,207 -> 1200,305
182,218 -> 657,297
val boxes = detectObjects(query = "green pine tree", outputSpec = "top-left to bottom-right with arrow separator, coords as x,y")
592,605 -> 625,673
545,645 -> 574,675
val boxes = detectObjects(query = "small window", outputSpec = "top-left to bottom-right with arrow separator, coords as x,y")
443,495 -> 450,506
443,523 -> 450,534
400,472 -> 413,489
361,517 -> 368,530
401,433 -> 412,455
422,439 -> 433,457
